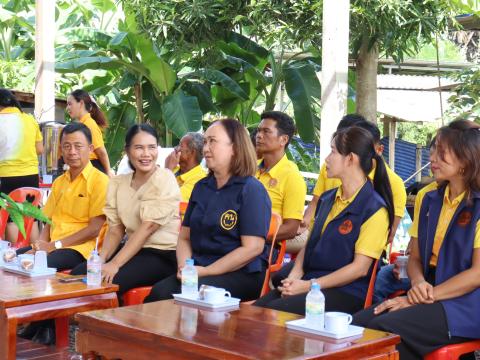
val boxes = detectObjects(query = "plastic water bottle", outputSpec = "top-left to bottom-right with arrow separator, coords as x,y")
181,258 -> 198,298
283,253 -> 292,266
86,250 -> 102,286
305,281 -> 325,329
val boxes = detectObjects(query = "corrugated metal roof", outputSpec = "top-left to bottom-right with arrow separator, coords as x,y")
381,137 -> 431,187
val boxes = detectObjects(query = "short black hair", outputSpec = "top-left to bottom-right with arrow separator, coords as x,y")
260,111 -> 296,147
356,121 -> 381,143
337,113 -> 366,130
60,122 -> 92,144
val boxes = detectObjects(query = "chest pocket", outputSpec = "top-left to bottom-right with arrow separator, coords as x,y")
62,193 -> 90,221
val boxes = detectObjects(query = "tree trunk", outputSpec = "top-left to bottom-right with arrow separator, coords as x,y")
356,36 -> 379,123
134,82 -> 144,124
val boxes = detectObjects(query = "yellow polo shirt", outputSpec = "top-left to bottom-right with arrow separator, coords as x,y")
256,155 -> 306,221
313,162 -> 407,218
409,181 -> 438,238
409,184 -> 480,266
0,107 -> 43,177
43,162 -> 109,259
79,113 -> 104,160
175,164 -> 207,202
321,185 -> 390,259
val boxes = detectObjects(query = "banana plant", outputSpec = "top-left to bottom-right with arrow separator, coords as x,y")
0,193 -> 51,238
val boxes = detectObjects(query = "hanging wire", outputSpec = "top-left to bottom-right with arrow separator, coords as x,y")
435,32 -> 445,127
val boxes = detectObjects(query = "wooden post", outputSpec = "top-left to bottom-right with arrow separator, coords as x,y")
35,0 -> 56,123
388,120 -> 397,171
319,0 -> 351,164
415,144 -> 422,182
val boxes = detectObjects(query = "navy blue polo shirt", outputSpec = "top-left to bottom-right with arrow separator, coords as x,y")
183,174 -> 271,273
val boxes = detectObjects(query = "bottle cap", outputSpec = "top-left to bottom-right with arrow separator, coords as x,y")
311,281 -> 320,290
186,258 -> 194,266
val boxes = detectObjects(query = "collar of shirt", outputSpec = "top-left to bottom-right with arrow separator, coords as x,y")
64,161 -> 95,183
258,154 -> 291,178
443,185 -> 466,207
335,180 -> 366,206
205,174 -> 247,190
79,113 -> 92,123
0,107 -> 21,114
176,164 -> 205,182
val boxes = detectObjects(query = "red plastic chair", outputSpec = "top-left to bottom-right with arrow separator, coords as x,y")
1,187 -> 42,248
364,259 -> 379,308
259,213 -> 283,296
424,340 -> 480,360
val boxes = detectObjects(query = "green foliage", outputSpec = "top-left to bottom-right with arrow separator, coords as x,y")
446,66 -> 480,123
0,59 -> 34,91
395,122 -> 437,146
0,193 -> 51,238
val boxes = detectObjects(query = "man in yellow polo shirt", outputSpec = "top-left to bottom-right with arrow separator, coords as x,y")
301,116 -> 406,246
165,132 -> 207,202
255,111 -> 307,243
22,122 -> 108,270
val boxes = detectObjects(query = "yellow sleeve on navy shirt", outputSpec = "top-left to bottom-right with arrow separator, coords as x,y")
355,207 -> 390,259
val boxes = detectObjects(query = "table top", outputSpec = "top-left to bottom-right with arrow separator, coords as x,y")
76,300 -> 400,359
0,270 -> 118,308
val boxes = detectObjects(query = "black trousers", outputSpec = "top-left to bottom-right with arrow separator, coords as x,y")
353,302 -> 472,360
90,159 -> 106,174
0,174 -> 39,194
70,247 -> 177,296
254,260 -> 364,315
17,247 -> 84,271
253,287 -> 364,315
144,269 -> 266,303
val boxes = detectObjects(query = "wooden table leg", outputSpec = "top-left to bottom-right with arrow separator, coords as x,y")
0,312 -> 18,360
55,316 -> 69,348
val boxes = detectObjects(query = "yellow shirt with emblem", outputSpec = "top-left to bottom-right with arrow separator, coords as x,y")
256,155 -> 306,221
0,107 -> 43,177
409,184 -> 480,266
409,181 -> 438,238
174,164 -> 207,202
79,113 -> 104,160
313,161 -> 406,218
320,185 -> 390,259
43,162 -> 109,259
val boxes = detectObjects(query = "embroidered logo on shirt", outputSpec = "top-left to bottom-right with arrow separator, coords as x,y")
338,219 -> 353,235
268,178 -> 278,187
220,210 -> 238,230
457,211 -> 472,227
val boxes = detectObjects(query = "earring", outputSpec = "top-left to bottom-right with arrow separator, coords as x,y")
459,168 -> 465,175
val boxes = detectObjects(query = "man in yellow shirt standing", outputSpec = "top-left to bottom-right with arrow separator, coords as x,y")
165,132 -> 207,202
255,111 -> 307,244
18,122 -> 108,270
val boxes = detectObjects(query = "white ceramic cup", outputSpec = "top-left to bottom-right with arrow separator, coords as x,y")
34,250 -> 48,271
203,287 -> 231,304
324,312 -> 352,334
18,254 -> 35,271
395,255 -> 409,279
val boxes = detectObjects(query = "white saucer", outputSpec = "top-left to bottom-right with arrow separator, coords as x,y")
3,264 -> 57,277
173,293 -> 240,310
285,318 -> 364,339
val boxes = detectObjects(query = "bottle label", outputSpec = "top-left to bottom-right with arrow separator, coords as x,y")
306,302 -> 324,315
182,277 -> 198,287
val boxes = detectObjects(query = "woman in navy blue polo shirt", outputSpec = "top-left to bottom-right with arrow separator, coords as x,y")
254,126 -> 394,315
144,118 -> 272,302
353,120 -> 480,360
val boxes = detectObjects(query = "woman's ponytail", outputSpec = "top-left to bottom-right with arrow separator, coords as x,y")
70,89 -> 108,128
373,153 -> 394,228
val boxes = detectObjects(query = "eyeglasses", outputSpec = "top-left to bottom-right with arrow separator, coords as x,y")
62,144 -> 86,152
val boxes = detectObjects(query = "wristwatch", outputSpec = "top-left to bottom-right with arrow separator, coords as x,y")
54,240 -> 63,249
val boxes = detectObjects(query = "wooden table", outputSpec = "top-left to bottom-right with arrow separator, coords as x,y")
76,300 -> 400,359
0,270 -> 118,360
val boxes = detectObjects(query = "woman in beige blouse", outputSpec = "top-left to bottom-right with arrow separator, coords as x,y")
71,124 -> 181,296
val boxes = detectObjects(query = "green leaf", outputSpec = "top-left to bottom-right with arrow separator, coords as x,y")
183,81 -> 217,113
136,35 -> 176,94
162,91 -> 203,138
55,56 -> 122,73
283,61 -> 321,143
193,69 -> 249,100
7,208 -> 25,238
21,202 -> 51,224
105,103 -> 137,167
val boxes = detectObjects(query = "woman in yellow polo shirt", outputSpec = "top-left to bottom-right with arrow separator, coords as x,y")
0,89 -> 43,241
254,126 -> 394,315
0,89 -> 43,193
66,89 -> 114,177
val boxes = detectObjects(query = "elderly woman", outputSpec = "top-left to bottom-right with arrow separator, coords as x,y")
144,118 -> 272,302
71,124 -> 180,296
